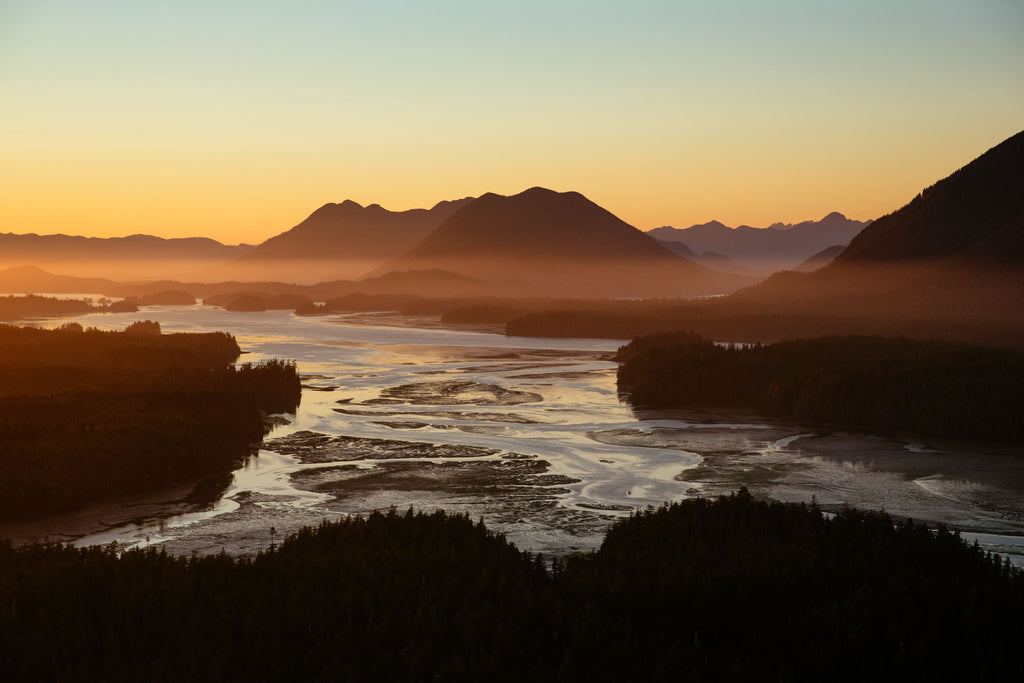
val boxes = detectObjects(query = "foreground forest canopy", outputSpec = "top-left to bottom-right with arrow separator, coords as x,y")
1,492 -> 1020,681
0,322 -> 300,520
616,332 -> 1024,442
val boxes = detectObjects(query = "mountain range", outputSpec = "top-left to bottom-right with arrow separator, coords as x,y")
0,233 -> 251,281
10,129 -> 1017,304
219,197 -> 474,283
836,129 -> 1024,265
370,187 -> 751,297
647,212 -> 869,274
731,128 -> 1024,334
2,188 -> 762,299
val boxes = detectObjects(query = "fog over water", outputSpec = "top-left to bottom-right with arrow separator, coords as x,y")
8,306 -> 1023,565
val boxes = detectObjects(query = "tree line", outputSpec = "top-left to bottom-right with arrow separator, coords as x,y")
0,294 -> 140,321
616,332 -> 1024,441
0,491 -> 1020,680
0,322 -> 301,519
505,304 -> 1024,349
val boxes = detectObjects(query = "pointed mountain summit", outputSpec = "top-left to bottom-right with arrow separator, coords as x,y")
647,213 -> 869,273
373,187 -> 751,297
224,196 -> 474,283
390,187 -> 678,262
837,129 -> 1024,264
767,211 -> 852,231
649,220 -> 731,241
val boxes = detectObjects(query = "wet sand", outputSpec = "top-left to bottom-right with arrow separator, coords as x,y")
4,307 -> 1022,564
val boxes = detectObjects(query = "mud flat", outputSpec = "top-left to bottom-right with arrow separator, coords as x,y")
379,379 -> 543,406
12,307 -> 1022,564
293,457 -> 578,497
614,408 -> 1024,546
266,430 -> 500,462
288,456 -> 612,543
0,473 -> 231,546
335,405 -> 542,423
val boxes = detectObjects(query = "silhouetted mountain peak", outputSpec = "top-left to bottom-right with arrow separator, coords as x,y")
647,213 -> 869,273
391,187 -> 674,261
369,187 -> 752,297
227,195 -> 476,283
430,197 -> 474,212
520,186 -> 560,198
838,129 -> 1024,264
732,131 -> 1024,334
765,212 -> 862,232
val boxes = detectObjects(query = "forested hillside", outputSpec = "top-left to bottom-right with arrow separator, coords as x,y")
0,293 -> 139,321
1,494 -> 1020,680
0,322 -> 300,519
616,332 -> 1024,441
837,129 -> 1024,263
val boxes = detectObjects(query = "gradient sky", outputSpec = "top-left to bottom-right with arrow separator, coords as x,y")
1,0 -> 1022,244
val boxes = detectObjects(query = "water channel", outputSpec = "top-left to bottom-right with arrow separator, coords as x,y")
5,306 -> 1023,565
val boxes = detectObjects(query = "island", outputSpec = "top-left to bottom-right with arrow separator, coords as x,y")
616,332 -> 1024,442
0,320 -> 300,520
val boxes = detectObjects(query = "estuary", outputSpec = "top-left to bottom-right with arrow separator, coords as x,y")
4,306 -> 1023,566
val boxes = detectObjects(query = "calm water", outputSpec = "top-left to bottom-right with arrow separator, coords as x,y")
8,306 -> 1024,564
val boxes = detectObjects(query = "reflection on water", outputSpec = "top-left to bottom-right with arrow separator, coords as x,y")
8,305 -> 1024,565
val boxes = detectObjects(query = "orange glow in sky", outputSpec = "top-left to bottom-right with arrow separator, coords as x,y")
1,1 -> 1022,244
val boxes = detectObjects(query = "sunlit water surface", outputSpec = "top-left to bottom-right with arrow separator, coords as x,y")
6,306 -> 1023,565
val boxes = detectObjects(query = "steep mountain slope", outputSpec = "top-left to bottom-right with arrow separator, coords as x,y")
373,187 -> 752,297
837,129 -> 1024,264
793,245 -> 845,272
721,129 -> 1024,346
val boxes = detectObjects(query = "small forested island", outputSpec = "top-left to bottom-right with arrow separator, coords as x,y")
0,321 -> 300,520
0,491 -> 1021,680
616,332 -> 1024,442
0,293 -> 140,321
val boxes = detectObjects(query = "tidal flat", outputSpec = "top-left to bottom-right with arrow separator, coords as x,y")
2,306 -> 1022,564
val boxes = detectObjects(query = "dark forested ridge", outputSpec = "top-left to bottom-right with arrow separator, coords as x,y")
504,298 -> 1024,349
1,494 -> 1020,681
506,131 -> 1024,348
0,322 -> 301,519
616,332 -> 1024,441
837,129 -> 1024,264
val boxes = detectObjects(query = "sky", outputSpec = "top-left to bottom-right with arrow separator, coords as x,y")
1,0 -> 1022,245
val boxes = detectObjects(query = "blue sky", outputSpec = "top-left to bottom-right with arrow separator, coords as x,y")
1,0 -> 1021,242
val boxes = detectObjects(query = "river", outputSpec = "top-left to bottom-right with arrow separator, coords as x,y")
4,305 -> 1023,565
